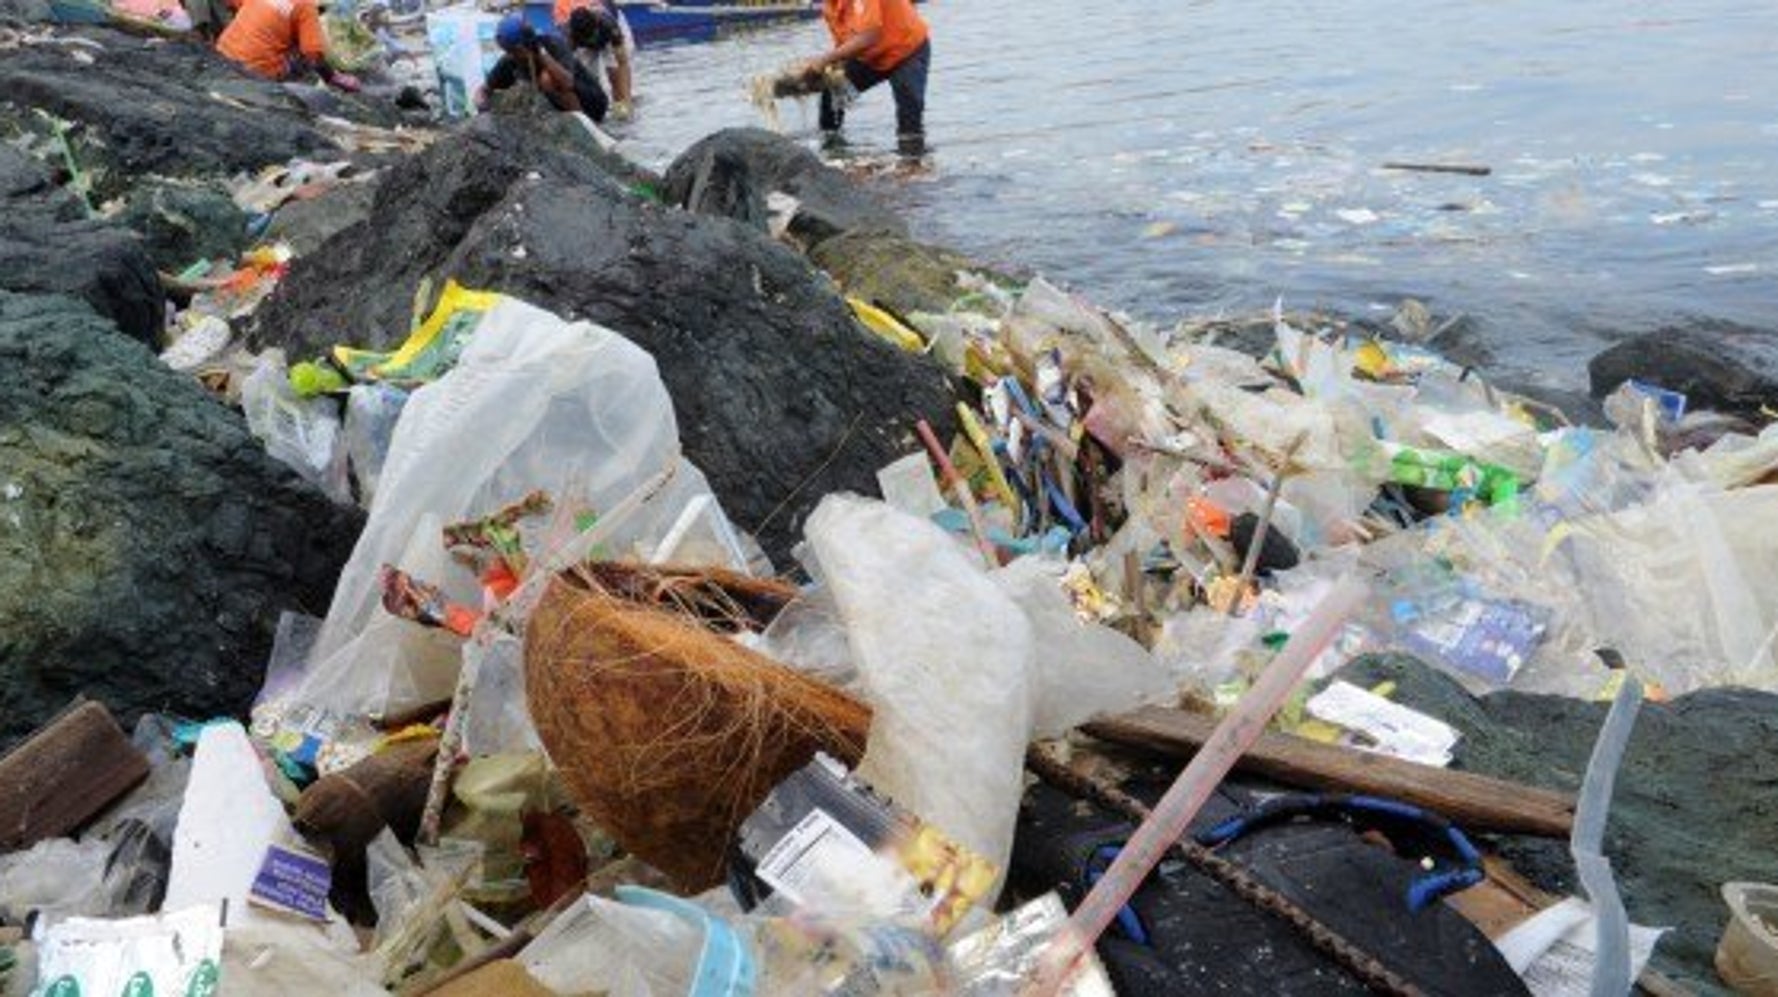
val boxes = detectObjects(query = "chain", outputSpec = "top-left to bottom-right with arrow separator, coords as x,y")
1025,748 -> 1426,997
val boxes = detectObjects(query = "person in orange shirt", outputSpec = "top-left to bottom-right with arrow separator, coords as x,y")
217,0 -> 360,91
804,0 -> 930,156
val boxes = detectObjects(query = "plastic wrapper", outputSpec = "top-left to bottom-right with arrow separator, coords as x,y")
31,906 -> 223,997
518,889 -> 705,997
732,753 -> 997,937
366,830 -> 483,984
241,348 -> 351,504
803,495 -> 1033,900
304,295 -> 741,718
946,893 -> 1116,996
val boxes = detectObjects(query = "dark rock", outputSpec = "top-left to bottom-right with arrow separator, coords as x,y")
1341,654 -> 1778,995
263,180 -> 378,257
252,116 -> 955,565
251,112 -> 631,355
663,128 -> 906,249
1589,322 -> 1778,420
0,28 -> 385,201
807,229 -> 1017,317
117,179 -> 250,272
0,291 -> 361,752
0,144 -> 163,345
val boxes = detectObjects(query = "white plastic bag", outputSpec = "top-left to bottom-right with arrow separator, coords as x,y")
302,297 -> 742,717
804,495 -> 1033,897
993,557 -> 1175,738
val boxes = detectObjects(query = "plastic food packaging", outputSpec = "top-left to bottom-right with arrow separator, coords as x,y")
731,753 -> 997,937
1717,883 -> 1778,996
31,905 -> 223,997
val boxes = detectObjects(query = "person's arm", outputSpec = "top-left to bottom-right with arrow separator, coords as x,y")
532,40 -> 582,112
533,40 -> 577,95
608,45 -> 632,105
806,0 -> 881,73
808,26 -> 879,72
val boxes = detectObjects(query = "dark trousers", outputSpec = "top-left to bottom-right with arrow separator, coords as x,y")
819,39 -> 930,145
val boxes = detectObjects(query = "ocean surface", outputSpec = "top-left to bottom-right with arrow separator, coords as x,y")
613,0 -> 1778,389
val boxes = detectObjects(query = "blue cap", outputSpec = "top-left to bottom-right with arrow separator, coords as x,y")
495,13 -> 529,49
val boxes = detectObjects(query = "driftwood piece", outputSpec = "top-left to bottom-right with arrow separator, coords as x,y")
1382,162 -> 1493,177
1084,706 -> 1574,837
0,701 -> 149,850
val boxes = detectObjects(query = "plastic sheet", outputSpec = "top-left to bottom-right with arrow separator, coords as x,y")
343,383 -> 409,508
303,296 -> 740,717
804,494 -> 1032,899
456,632 -> 541,757
1572,675 -> 1643,997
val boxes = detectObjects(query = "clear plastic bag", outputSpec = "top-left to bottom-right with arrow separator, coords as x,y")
240,349 -> 351,504
343,383 -> 409,509
518,889 -> 704,997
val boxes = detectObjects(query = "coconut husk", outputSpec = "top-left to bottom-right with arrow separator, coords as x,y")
577,560 -> 799,632
525,568 -> 870,891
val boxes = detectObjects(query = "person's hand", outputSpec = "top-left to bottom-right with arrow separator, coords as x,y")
328,71 -> 362,93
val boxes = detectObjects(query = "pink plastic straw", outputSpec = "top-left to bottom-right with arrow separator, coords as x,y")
1026,577 -> 1368,995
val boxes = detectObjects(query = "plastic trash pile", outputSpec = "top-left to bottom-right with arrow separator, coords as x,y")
5,265 -> 1778,996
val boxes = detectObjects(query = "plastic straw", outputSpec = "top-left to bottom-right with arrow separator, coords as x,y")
916,419 -> 998,568
1026,576 -> 1367,996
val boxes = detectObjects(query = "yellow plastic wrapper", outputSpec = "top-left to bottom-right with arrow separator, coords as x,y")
333,281 -> 502,386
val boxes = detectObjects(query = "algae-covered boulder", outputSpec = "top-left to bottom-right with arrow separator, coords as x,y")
0,144 -> 163,346
0,292 -> 361,750
663,127 -> 906,248
254,115 -> 954,563
808,229 -> 1019,317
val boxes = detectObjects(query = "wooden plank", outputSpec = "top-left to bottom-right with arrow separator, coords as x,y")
0,701 -> 150,850
1083,706 -> 1574,837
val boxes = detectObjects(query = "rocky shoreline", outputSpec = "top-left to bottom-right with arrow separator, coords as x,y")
4,21 -> 1778,995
